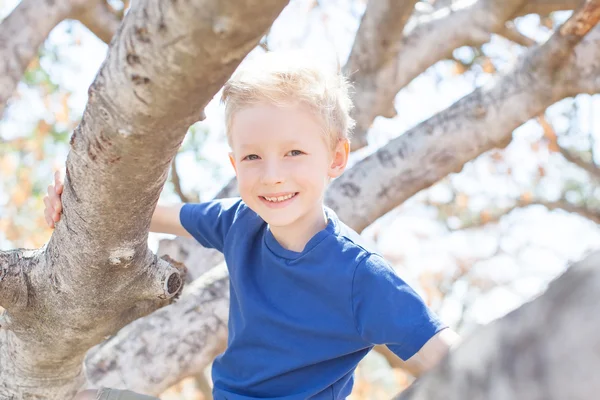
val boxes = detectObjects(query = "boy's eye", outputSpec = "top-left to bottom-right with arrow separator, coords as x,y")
243,154 -> 260,161
287,150 -> 304,156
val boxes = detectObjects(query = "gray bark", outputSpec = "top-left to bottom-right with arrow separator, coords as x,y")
326,4 -> 600,233
84,264 -> 229,395
347,0 -> 582,150
395,250 -> 600,400
343,0 -> 419,150
72,0 -> 121,45
0,0 -> 75,118
0,0 -> 288,398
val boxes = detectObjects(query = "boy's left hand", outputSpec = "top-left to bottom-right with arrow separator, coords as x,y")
43,170 -> 64,229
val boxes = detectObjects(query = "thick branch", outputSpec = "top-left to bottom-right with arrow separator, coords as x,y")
345,0 -> 419,75
326,6 -> 600,232
54,0 -> 288,286
85,265 -> 229,395
0,0 -> 74,118
396,250 -> 600,399
343,0 -> 418,150
348,0 -> 532,150
72,0 -> 121,44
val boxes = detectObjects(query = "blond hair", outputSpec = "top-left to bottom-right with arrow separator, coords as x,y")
221,51 -> 355,148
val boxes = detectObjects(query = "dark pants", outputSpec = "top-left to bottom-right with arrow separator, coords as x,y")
96,388 -> 160,400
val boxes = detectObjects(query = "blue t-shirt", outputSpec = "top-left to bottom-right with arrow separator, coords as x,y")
180,199 -> 446,400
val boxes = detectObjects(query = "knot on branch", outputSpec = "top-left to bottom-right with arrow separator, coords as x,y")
0,249 -> 38,312
150,255 -> 186,300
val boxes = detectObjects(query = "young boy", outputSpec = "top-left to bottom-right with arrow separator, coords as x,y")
46,52 -> 459,400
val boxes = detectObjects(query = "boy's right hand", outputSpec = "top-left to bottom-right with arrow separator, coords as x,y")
43,171 -> 64,229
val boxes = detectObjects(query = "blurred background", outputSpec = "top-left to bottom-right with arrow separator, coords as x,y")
1,0 -> 599,398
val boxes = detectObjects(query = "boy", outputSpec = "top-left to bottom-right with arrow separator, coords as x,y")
46,52 -> 459,400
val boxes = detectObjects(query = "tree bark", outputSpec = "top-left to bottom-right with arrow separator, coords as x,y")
394,250 -> 600,400
326,3 -> 600,233
0,0 -> 74,118
346,0 -> 584,150
343,0 -> 419,149
0,0 -> 288,398
84,264 -> 229,395
73,0 -> 121,45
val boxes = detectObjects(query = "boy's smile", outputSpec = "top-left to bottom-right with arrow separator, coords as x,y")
228,102 -> 349,252
259,192 -> 299,208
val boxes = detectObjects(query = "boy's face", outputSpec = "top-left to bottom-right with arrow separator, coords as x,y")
228,103 -> 349,229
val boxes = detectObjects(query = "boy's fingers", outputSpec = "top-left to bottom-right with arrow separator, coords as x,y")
54,170 -> 63,186
56,182 -> 63,195
44,210 -> 54,229
48,185 -> 58,203
43,196 -> 54,214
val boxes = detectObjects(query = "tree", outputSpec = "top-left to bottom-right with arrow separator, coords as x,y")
1,0 -> 599,398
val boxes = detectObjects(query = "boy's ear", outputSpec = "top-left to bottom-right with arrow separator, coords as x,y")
228,152 -> 238,175
328,139 -> 350,179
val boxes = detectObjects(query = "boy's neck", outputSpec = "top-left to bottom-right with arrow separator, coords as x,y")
269,206 -> 328,253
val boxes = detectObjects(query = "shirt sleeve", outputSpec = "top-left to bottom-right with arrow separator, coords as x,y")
352,254 -> 447,361
179,198 -> 245,253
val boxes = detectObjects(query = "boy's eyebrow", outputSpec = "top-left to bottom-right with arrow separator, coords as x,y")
238,140 -> 305,151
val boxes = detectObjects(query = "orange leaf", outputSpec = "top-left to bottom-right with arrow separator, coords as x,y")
520,191 -> 533,204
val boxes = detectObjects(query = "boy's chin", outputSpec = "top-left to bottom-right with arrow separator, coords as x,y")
260,213 -> 298,228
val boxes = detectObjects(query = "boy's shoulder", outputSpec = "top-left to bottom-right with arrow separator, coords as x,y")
325,207 -> 386,266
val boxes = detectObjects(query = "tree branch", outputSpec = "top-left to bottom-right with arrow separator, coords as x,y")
454,198 -> 600,230
54,0 -> 288,281
171,156 -> 191,203
497,22 -> 537,46
326,3 -> 600,232
72,0 -> 121,45
347,0 -> 533,150
0,0 -> 74,118
395,249 -> 600,400
85,265 -> 230,396
538,115 -> 600,180
513,0 -> 584,17
343,0 -> 419,149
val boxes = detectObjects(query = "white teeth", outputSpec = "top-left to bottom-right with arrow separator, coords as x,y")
264,193 -> 295,202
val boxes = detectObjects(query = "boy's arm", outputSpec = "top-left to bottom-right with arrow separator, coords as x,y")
353,254 -> 460,377
402,328 -> 460,377
150,204 -> 191,237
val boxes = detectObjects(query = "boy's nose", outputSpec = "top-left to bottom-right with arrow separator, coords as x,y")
261,161 -> 285,185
